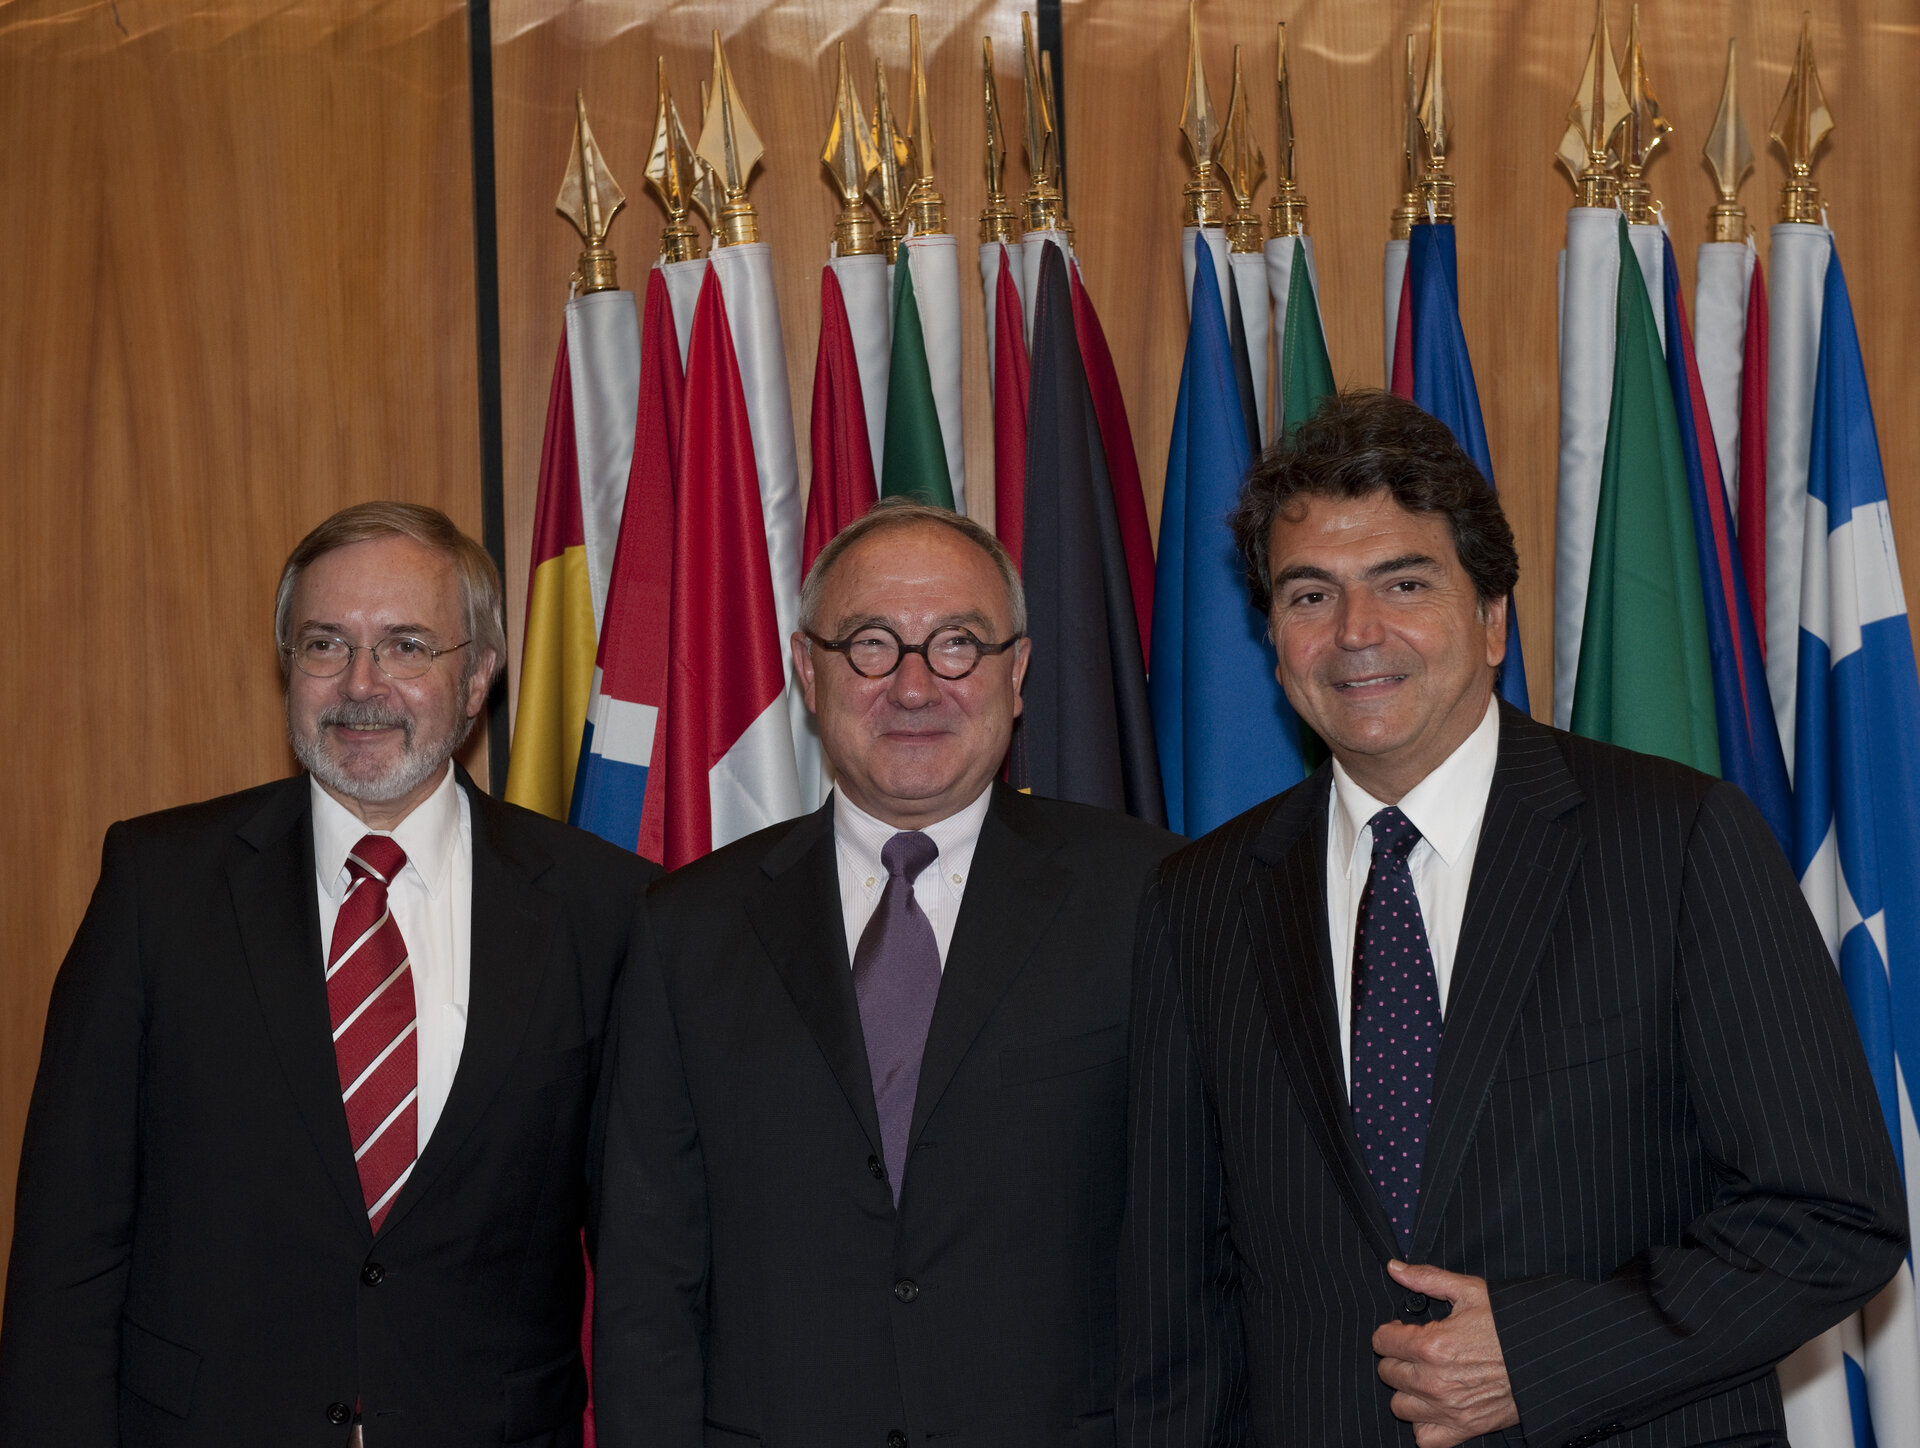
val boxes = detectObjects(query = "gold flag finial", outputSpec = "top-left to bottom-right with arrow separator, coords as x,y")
695,30 -> 764,246
1417,0 -> 1455,221
1178,0 -> 1225,227
556,89 -> 626,294
1616,5 -> 1673,224
1019,13 -> 1066,232
1221,45 -> 1266,252
1556,0 -> 1630,207
644,60 -> 705,263
1269,22 -> 1307,238
903,15 -> 948,236
981,37 -> 1019,243
1703,39 -> 1754,241
821,42 -> 880,256
868,59 -> 910,260
1391,34 -> 1423,240
1769,13 -> 1832,224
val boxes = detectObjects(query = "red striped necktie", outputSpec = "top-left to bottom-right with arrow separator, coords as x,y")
328,834 -> 418,1233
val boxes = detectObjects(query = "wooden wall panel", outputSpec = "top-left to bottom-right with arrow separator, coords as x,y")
0,0 -> 483,1281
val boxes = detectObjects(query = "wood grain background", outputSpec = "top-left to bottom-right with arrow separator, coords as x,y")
4,0 -> 1916,1292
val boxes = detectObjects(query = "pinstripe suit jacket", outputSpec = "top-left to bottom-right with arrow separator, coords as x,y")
1119,704 -> 1905,1448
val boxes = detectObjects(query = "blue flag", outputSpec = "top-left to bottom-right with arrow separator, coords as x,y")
1150,233 -> 1309,837
1406,222 -> 1529,713
1657,233 -> 1791,853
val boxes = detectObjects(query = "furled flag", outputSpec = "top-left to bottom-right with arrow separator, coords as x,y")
1569,219 -> 1718,775
569,266 -> 685,858
803,263 -> 878,577
987,243 -> 1030,568
880,244 -> 956,507
1152,231 -> 1310,838
1071,266 -> 1155,663
894,231 -> 967,511
1694,237 -> 1771,633
1014,243 -> 1163,825
1792,242 -> 1920,1448
1276,235 -> 1334,437
661,268 -> 804,869
1658,232 -> 1790,850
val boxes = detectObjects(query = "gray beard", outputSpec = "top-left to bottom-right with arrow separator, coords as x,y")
288,695 -> 470,805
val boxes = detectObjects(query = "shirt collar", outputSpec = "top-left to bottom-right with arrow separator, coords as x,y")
833,783 -> 994,900
310,763 -> 461,901
1330,694 -> 1501,876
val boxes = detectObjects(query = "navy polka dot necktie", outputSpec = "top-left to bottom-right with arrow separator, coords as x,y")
1350,805 -> 1442,1253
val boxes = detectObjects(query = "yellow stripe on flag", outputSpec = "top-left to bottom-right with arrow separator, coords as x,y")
504,543 -> 596,818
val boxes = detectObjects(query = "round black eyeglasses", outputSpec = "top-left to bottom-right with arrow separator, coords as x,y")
805,623 -> 1023,680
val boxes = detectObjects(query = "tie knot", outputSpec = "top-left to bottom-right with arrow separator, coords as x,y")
346,833 -> 408,887
881,830 -> 939,884
1367,806 -> 1422,860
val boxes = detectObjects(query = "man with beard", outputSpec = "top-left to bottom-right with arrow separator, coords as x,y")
0,502 -> 656,1447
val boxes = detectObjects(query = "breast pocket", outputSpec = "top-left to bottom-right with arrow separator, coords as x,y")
1492,1011 -> 1641,1081
509,1040 -> 592,1095
999,1023 -> 1126,1086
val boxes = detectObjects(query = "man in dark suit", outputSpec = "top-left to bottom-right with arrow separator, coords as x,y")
593,499 -> 1178,1448
0,502 -> 656,1447
1119,391 -> 1906,1447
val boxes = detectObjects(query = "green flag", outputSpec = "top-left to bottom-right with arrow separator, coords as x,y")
1569,221 -> 1720,775
1280,237 -> 1335,438
880,255 -> 955,508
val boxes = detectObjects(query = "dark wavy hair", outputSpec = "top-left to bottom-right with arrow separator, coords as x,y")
1228,388 -> 1519,615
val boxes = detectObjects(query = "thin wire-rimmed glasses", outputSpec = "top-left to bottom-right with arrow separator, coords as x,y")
281,634 -> 472,681
805,623 -> 1023,680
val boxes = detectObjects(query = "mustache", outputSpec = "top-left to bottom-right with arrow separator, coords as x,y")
319,701 -> 415,738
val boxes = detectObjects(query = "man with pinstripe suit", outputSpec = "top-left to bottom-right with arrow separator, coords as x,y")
1119,391 -> 1905,1448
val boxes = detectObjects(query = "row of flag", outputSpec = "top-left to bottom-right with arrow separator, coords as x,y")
502,13 -> 1920,1445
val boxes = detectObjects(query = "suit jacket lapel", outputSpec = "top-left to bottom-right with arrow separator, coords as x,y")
229,777 -> 373,1237
746,801 -> 885,1159
1410,706 -> 1585,1260
1244,769 -> 1403,1265
377,779 -> 555,1238
908,785 -> 1072,1150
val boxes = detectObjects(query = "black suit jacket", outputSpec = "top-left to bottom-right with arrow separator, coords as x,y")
0,770 -> 657,1448
593,784 -> 1179,1448
1119,706 -> 1906,1448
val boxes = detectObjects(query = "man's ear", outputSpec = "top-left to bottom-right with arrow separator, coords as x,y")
465,650 -> 499,717
1480,592 -> 1509,670
792,632 -> 820,714
1009,637 -> 1033,719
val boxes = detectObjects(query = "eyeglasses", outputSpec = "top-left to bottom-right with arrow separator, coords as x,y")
282,634 -> 471,681
805,623 -> 1023,681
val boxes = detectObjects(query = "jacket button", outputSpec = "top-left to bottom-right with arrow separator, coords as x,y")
362,1262 -> 385,1286
1402,1291 -> 1428,1314
327,1402 -> 352,1425
888,1433 -> 908,1448
893,1278 -> 919,1303
868,1154 -> 886,1181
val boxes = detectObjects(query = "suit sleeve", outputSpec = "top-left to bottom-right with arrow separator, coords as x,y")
1118,875 -> 1250,1447
591,894 -> 710,1448
0,824 -> 146,1446
1490,781 -> 1908,1445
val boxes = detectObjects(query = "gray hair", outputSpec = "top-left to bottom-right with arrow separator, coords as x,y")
275,501 -> 506,691
799,498 -> 1027,638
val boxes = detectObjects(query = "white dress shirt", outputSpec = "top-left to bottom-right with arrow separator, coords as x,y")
1326,695 -> 1500,1094
311,764 -> 471,1148
834,785 -> 993,969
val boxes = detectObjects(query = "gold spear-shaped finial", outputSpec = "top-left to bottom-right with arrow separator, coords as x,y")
1770,13 -> 1832,224
867,61 -> 910,260
820,42 -> 880,256
902,15 -> 948,236
695,30 -> 764,246
1221,46 -> 1266,252
644,60 -> 705,263
690,80 -> 722,232
981,37 -> 1019,243
1178,0 -> 1226,228
1556,0 -> 1630,207
1020,13 -> 1066,233
1417,0 -> 1455,220
1703,40 -> 1754,241
556,90 -> 626,294
1269,22 -> 1307,238
1615,6 -> 1673,224
1391,34 -> 1423,240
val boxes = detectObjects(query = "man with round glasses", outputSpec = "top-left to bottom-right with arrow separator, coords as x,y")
594,498 -> 1179,1448
1,502 -> 656,1447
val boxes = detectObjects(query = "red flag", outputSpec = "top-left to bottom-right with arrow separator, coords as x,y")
804,265 -> 878,578
1071,267 -> 1155,665
1390,273 -> 1416,399
991,245 -> 1030,569
664,269 -> 793,869
1738,258 -> 1770,655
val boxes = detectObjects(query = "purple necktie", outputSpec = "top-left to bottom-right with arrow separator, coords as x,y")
1350,805 -> 1442,1253
853,831 -> 942,1203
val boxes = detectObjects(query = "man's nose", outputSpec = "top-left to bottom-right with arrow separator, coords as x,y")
886,648 -> 942,705
1335,589 -> 1386,649
340,645 -> 388,697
